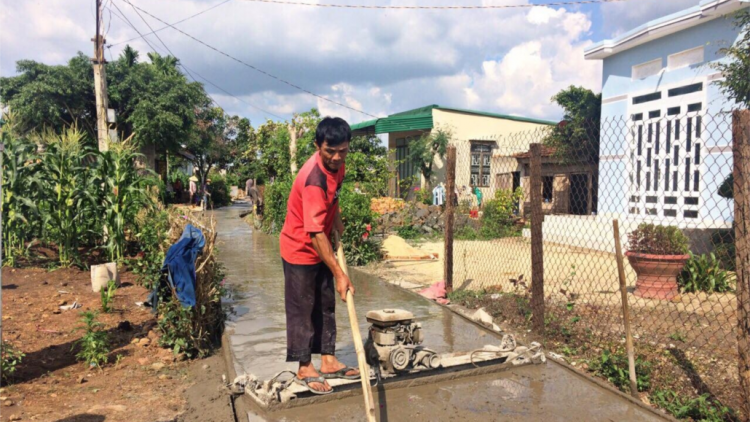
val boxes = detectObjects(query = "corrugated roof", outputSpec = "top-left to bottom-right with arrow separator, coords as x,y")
350,105 -> 554,134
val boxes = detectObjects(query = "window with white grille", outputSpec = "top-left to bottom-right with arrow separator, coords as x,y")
668,46 -> 704,70
632,58 -> 663,80
627,82 -> 706,220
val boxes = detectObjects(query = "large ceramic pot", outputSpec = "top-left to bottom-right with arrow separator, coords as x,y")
625,252 -> 690,300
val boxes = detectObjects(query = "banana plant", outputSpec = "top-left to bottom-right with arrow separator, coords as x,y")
1,114 -> 43,266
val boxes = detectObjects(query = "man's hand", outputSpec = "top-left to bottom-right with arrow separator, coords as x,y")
335,271 -> 354,302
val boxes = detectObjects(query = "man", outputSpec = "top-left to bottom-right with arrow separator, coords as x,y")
245,178 -> 259,207
189,174 -> 199,206
279,117 -> 359,394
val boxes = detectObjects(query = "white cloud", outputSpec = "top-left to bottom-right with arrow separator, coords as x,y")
601,0 -> 697,37
1,0 -> 603,125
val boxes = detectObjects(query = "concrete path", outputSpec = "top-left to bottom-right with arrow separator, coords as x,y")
215,204 -> 667,421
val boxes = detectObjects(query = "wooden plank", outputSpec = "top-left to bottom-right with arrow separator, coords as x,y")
613,219 -> 639,399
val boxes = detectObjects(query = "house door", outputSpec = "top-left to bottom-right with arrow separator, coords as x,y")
569,173 -> 589,215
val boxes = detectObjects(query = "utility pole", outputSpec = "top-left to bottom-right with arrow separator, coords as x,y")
92,0 -> 109,152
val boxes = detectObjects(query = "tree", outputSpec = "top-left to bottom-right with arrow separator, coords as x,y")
346,134 -> 391,196
544,86 -> 601,164
0,48 -> 210,154
185,106 -> 235,186
407,128 -> 451,190
714,10 -> 750,108
350,134 -> 387,156
287,109 -> 321,174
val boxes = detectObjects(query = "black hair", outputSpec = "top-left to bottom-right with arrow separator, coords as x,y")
315,117 -> 351,147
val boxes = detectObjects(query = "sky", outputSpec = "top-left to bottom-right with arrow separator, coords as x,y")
0,0 -> 699,126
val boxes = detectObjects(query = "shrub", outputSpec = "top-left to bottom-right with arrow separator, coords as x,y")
589,348 -> 651,392
711,230 -> 735,271
476,188 -> 523,239
206,174 -> 231,208
128,209 -> 170,290
1,341 -> 25,383
396,225 -> 422,240
651,390 -> 736,422
627,223 -> 689,255
447,289 -> 487,308
678,253 -> 734,294
455,226 -> 478,240
414,188 -> 432,205
340,183 -> 381,266
73,311 -> 110,368
261,178 -> 293,234
100,280 -> 117,313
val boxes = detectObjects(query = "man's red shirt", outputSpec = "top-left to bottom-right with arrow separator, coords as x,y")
279,152 -> 345,265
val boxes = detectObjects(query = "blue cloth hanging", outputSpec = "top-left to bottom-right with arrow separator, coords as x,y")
147,224 -> 206,310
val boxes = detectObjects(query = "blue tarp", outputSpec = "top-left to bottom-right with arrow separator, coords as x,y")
148,224 -> 206,310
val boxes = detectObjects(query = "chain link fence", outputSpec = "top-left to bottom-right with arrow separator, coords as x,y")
444,109 -> 747,417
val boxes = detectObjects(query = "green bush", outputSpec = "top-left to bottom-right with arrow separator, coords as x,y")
455,226 -> 478,240
261,178 -> 293,234
396,225 -> 422,240
73,311 -> 110,368
678,253 -> 733,294
206,174 -> 231,208
447,289 -> 487,307
627,223 -> 689,255
711,230 -> 735,271
651,390 -> 736,422
128,209 -> 170,289
589,348 -> 651,392
339,183 -> 381,266
1,341 -> 25,383
479,188 -> 523,239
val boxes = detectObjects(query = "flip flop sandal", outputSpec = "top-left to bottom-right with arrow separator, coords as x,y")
320,367 -> 361,380
294,376 -> 334,395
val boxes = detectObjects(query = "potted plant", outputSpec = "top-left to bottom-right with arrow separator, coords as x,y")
626,223 -> 690,300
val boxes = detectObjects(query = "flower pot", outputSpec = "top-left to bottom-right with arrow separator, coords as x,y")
625,252 -> 689,300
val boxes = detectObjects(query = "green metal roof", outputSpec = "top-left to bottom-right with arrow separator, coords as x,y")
350,105 -> 555,134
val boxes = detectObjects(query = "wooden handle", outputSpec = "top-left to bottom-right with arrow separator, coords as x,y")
334,231 -> 377,422
613,219 -> 639,399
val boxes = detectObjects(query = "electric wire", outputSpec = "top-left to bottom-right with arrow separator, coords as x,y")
107,4 -> 284,120
119,0 -> 380,118
110,0 -> 232,47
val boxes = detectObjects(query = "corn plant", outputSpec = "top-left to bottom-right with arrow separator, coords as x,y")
37,127 -> 95,267
1,113 -> 42,266
93,141 -> 154,262
100,280 -> 117,313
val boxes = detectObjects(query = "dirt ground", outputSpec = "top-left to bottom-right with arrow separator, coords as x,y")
1,267 -> 234,422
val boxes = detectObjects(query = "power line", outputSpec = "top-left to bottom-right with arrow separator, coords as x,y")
110,0 -> 231,47
233,0 -> 627,9
107,4 -> 284,120
119,0 -> 380,118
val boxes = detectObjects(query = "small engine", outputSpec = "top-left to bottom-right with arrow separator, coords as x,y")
364,309 -> 441,376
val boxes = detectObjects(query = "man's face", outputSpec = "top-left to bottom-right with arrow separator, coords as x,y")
318,140 -> 349,172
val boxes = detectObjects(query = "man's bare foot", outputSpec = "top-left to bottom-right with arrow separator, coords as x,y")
297,361 -> 331,393
320,354 -> 359,377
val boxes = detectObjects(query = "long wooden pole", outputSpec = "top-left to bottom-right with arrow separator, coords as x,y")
444,145 -> 456,294
334,231 -> 376,422
732,109 -> 750,420
613,219 -> 639,399
529,143 -> 545,333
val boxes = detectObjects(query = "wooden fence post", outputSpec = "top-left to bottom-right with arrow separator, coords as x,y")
530,143 -> 545,333
733,109 -> 750,421
444,145 -> 456,294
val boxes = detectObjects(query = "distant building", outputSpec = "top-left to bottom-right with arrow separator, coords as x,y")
585,0 -> 749,227
351,105 -> 554,198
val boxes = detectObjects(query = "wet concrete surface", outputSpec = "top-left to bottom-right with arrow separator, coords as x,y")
215,204 -> 666,421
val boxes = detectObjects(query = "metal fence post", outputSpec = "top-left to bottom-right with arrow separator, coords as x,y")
530,143 -> 545,333
444,145 -> 456,294
733,109 -> 750,420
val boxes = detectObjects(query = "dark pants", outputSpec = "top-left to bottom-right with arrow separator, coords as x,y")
283,259 -> 337,362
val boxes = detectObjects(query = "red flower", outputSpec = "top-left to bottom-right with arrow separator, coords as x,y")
366,224 -> 372,232
362,232 -> 370,240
